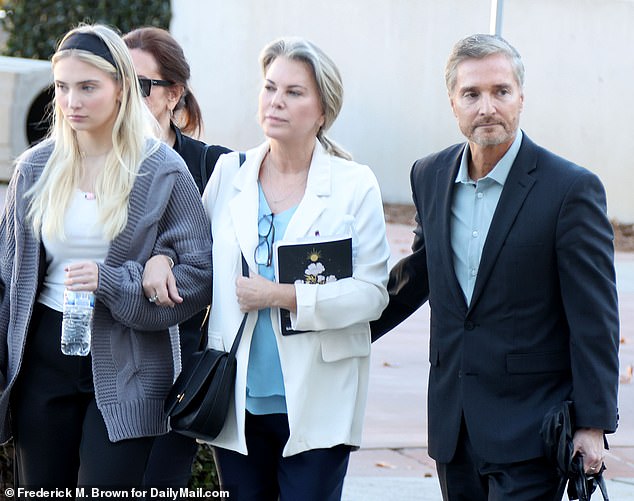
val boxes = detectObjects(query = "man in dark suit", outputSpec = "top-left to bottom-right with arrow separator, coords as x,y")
371,34 -> 619,500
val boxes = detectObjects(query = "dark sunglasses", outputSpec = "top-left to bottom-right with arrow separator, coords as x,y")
138,77 -> 173,97
255,213 -> 275,267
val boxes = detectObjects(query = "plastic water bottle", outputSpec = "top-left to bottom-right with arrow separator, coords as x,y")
61,289 -> 94,356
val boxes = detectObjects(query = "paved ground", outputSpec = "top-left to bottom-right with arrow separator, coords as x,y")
1,184 -> 632,499
343,223 -> 634,500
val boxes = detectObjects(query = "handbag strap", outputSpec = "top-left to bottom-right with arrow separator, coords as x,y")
228,253 -> 249,357
199,151 -> 247,343
199,144 -> 210,188
200,149 -> 245,189
228,154 -> 248,355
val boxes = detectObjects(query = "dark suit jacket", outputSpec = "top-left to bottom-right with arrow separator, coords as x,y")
372,133 -> 620,464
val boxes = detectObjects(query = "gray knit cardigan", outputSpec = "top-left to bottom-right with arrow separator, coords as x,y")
0,139 -> 213,443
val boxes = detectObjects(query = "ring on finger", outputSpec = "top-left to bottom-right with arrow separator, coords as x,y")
148,293 -> 159,303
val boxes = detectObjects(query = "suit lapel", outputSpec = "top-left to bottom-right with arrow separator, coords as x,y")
468,137 -> 537,312
229,147 -> 267,271
437,148 -> 469,312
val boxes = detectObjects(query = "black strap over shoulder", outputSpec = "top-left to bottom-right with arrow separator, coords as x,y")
198,251 -> 249,347
229,253 -> 250,356
199,152 -> 247,342
198,145 -> 210,190
198,146 -> 240,190
227,155 -> 248,353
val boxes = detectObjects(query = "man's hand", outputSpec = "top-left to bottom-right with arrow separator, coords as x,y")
572,428 -> 605,475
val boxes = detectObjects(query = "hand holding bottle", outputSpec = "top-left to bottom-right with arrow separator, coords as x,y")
64,261 -> 99,292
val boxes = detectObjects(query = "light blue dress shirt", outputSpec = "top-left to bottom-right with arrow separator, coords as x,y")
246,184 -> 297,415
450,131 -> 523,305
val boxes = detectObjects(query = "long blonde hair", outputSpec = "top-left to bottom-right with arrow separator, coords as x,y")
26,24 -> 158,241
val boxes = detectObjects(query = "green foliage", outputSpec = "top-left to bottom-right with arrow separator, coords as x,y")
0,441 -> 13,491
0,0 -> 171,60
189,443 -> 220,490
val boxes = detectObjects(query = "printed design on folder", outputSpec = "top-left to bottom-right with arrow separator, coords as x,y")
274,235 -> 353,335
299,249 -> 339,285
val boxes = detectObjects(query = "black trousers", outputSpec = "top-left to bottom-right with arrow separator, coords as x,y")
143,427 -> 198,488
10,303 -> 154,493
214,412 -> 351,501
436,418 -> 566,501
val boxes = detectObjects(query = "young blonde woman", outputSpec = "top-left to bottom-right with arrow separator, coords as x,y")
0,24 -> 212,490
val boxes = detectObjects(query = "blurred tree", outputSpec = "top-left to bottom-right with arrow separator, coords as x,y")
0,0 -> 171,60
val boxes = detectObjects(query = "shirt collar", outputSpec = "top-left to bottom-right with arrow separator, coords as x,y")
455,130 -> 523,186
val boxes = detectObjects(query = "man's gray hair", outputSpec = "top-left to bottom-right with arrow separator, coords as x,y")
445,34 -> 525,93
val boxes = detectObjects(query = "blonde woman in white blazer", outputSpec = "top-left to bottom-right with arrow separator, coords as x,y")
143,36 -> 389,501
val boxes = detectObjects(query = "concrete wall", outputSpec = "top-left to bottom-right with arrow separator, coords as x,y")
171,0 -> 634,223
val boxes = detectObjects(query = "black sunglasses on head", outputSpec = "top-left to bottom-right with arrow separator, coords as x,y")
138,77 -> 173,97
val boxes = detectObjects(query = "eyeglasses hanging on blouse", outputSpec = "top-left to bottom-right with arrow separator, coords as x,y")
254,213 -> 275,267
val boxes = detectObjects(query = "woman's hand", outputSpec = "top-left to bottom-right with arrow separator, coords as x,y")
142,255 -> 183,307
235,273 -> 296,313
64,261 -> 99,292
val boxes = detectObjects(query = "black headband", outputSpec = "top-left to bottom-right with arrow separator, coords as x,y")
59,32 -> 116,68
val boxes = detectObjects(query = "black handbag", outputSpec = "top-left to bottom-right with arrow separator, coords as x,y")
164,255 -> 248,441
541,400 -> 610,501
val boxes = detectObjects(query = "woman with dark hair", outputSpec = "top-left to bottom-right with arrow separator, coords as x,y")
124,26 -> 230,194
123,26 -> 230,488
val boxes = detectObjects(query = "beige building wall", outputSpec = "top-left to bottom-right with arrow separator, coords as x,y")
1,2 -> 628,222
171,0 -> 634,223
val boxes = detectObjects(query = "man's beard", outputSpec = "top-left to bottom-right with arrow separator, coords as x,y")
469,122 -> 516,147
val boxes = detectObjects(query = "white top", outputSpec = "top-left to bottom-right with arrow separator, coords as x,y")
38,190 -> 110,311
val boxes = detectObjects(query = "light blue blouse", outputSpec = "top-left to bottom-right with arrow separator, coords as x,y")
246,185 -> 297,415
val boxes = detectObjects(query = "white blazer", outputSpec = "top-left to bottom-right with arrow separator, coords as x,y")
201,139 -> 390,456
